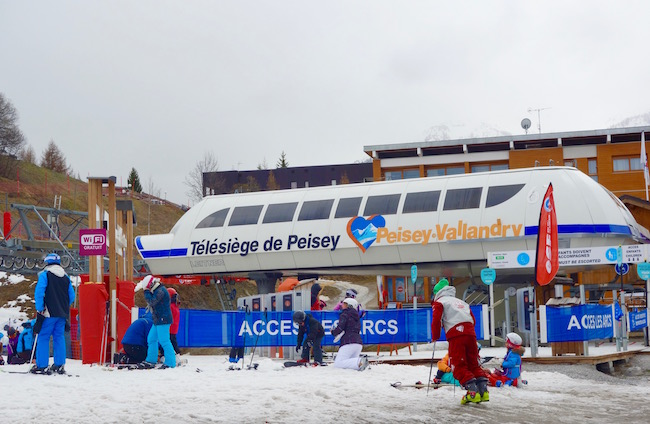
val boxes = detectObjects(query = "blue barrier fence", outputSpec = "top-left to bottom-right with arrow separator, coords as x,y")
541,304 -> 616,342
141,305 -> 487,348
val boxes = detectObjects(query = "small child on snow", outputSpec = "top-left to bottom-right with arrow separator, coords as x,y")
432,352 -> 461,386
4,325 -> 22,364
333,289 -> 366,318
488,332 -> 525,387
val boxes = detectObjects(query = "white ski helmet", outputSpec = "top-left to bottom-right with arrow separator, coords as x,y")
343,298 -> 358,309
135,275 -> 159,292
506,332 -> 522,349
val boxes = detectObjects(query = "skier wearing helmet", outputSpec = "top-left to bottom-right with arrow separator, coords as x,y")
431,278 -> 488,404
135,275 -> 176,369
31,253 -> 75,374
487,332 -> 526,387
333,288 -> 365,317
293,310 -> 325,365
167,287 -> 181,357
331,298 -> 368,371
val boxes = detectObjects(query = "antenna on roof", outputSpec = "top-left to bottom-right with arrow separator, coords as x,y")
521,118 -> 532,134
527,107 -> 551,134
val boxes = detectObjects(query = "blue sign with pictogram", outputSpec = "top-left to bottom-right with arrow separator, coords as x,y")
615,263 -> 629,275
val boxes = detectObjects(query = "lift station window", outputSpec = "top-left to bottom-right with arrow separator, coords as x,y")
334,197 -> 362,218
443,188 -> 482,210
228,205 -> 263,226
298,199 -> 334,221
364,194 -> 401,216
485,184 -> 525,208
196,208 -> 230,228
262,202 -> 298,223
402,191 -> 440,213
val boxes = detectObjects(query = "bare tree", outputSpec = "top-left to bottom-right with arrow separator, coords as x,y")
146,176 -> 161,198
20,145 -> 37,164
40,139 -> 70,174
257,158 -> 269,170
266,170 -> 279,190
0,93 -> 26,177
184,151 -> 220,202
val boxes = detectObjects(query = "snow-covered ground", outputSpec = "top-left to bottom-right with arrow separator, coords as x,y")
1,344 -> 649,423
2,271 -> 650,423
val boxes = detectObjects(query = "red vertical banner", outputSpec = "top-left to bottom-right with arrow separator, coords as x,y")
3,212 -> 10,239
535,183 -> 559,286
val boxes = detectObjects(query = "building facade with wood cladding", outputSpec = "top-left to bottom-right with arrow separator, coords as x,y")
364,125 -> 650,308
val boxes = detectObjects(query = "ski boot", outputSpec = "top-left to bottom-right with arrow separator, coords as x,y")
358,355 -> 369,371
460,379 -> 482,405
136,361 -> 156,370
29,365 -> 52,375
477,377 -> 489,402
48,364 -> 66,375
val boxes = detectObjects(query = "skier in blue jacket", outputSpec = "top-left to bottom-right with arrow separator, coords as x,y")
136,275 -> 176,369
31,253 -> 75,374
120,314 -> 154,364
16,319 -> 36,363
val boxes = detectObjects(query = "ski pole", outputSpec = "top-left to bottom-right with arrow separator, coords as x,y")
29,333 -> 39,365
248,309 -> 265,369
426,342 -> 437,395
99,301 -> 109,364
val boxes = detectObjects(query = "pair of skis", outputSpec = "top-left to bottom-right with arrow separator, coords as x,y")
390,381 -> 453,389
283,361 -> 328,368
227,362 -> 258,371
0,367 -> 80,377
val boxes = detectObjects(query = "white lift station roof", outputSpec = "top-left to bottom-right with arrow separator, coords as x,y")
136,167 -> 649,279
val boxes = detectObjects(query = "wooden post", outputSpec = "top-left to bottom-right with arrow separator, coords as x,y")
87,176 -> 117,361
126,208 -> 134,281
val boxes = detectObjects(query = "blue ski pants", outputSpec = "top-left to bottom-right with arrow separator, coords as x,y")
145,324 -> 176,367
36,317 -> 66,368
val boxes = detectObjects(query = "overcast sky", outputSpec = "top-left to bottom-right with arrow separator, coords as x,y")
2,1 -> 650,206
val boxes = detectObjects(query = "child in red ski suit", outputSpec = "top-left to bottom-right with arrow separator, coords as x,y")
431,279 -> 488,404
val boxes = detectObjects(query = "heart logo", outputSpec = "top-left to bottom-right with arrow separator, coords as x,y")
347,215 -> 386,253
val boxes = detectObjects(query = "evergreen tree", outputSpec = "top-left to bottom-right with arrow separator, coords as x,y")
276,151 -> 289,168
128,167 -> 143,193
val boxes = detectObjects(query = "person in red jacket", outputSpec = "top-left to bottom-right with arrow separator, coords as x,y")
167,288 -> 181,356
431,278 -> 488,405
310,283 -> 326,311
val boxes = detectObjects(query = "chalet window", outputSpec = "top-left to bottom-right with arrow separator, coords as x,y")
427,165 -> 465,176
613,156 -> 642,172
588,158 -> 598,182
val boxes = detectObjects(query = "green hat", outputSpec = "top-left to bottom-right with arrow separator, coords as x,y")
433,278 -> 449,295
